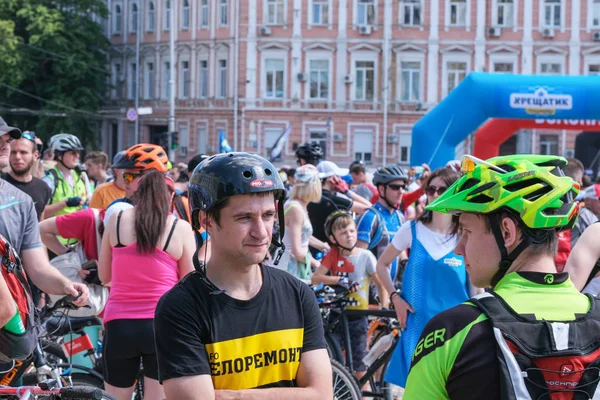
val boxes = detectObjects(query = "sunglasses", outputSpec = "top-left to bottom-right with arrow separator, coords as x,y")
21,132 -> 36,142
426,185 -> 448,196
122,171 -> 144,183
387,183 -> 406,191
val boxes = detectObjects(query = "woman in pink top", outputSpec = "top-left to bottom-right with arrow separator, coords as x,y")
98,171 -> 196,400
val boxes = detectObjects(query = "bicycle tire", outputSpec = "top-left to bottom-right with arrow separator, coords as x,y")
331,359 -> 361,400
42,339 -> 68,363
68,373 -> 105,390
325,333 -> 344,364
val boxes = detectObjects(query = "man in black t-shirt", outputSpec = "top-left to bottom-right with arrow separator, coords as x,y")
2,135 -> 52,220
154,152 -> 332,399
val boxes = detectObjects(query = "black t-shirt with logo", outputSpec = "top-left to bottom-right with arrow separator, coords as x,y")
154,265 -> 325,390
307,189 -> 353,247
1,173 -> 52,221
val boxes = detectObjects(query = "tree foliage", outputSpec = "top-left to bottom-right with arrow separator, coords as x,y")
0,0 -> 110,147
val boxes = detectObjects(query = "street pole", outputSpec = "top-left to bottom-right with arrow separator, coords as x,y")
134,1 -> 141,143
168,0 -> 176,161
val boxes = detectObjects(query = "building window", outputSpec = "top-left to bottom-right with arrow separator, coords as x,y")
198,60 -> 208,98
589,64 -> 600,75
197,125 -> 208,153
147,1 -> 155,31
266,0 -> 284,25
354,130 -> 373,164
355,61 -> 375,101
200,0 -> 209,28
496,0 -> 514,27
449,0 -> 467,26
145,62 -> 154,99
309,130 -> 327,158
447,61 -> 467,93
492,62 -> 514,73
182,0 -> 190,29
181,61 -> 190,98
128,62 -> 137,99
543,0 -> 561,28
179,125 -> 189,156
400,0 -> 421,26
219,0 -> 228,26
539,135 -> 558,155
357,0 -> 375,26
593,0 -> 600,26
112,63 -> 122,99
113,4 -> 122,34
540,62 -> 562,75
163,61 -> 170,98
218,59 -> 227,98
400,146 -> 409,162
400,61 -> 421,102
265,59 -> 284,99
311,0 -> 329,25
164,0 -> 171,30
309,60 -> 329,99
130,3 -> 139,33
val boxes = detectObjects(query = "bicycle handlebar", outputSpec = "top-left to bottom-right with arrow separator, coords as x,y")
39,292 -> 82,320
61,386 -> 117,400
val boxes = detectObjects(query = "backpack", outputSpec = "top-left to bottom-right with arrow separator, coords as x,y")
48,209 -> 109,316
0,235 -> 39,363
470,291 -> 600,400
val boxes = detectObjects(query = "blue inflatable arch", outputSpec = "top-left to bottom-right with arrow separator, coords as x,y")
411,72 -> 600,169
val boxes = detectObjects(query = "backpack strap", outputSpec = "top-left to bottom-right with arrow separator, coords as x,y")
47,169 -> 60,200
116,210 -> 124,247
92,209 -> 101,255
163,218 -> 179,252
367,207 -> 385,251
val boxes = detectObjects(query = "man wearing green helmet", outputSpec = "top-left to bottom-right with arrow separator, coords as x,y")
403,155 -> 600,399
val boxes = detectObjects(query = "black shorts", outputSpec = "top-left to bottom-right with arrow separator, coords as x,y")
102,319 -> 159,388
332,316 -> 369,372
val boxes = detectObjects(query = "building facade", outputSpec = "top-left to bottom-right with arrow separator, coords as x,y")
101,0 -> 600,166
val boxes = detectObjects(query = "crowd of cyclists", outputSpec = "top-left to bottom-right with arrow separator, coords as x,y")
2,114 -> 600,399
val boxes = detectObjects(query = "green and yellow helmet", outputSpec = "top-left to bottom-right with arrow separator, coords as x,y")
426,154 -> 580,230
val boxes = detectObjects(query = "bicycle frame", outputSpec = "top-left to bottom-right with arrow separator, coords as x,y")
324,305 -> 399,399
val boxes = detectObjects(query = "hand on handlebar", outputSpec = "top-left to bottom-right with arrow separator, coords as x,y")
338,277 -> 360,293
62,282 -> 89,307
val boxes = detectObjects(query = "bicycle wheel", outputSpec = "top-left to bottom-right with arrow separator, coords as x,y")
331,359 -> 361,400
68,373 -> 105,389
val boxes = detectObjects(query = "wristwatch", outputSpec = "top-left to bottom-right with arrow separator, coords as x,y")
389,290 -> 401,304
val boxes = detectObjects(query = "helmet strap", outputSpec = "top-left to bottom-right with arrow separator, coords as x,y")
489,218 -> 531,288
330,233 -> 356,254
57,154 -> 75,171
270,199 -> 286,265
381,185 -> 399,210
193,231 -> 226,295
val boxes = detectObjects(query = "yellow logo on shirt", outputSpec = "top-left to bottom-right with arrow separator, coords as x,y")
205,328 -> 304,390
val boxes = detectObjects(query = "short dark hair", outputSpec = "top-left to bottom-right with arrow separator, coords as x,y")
350,164 -> 366,175
204,192 -> 274,227
564,158 -> 584,180
480,210 -> 558,258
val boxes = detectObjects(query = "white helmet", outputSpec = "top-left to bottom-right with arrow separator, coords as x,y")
49,133 -> 84,152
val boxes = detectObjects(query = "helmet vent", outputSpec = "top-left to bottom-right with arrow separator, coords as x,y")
524,186 -> 553,201
469,182 -> 496,196
242,170 -> 253,179
504,178 -> 545,193
265,168 -> 272,176
495,164 -> 516,173
459,178 -> 480,192
468,194 -> 494,204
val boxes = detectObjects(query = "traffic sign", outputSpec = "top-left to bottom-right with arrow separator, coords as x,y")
126,108 -> 138,122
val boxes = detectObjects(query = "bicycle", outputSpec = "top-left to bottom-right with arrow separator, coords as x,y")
0,381 -> 117,399
315,285 -> 400,400
38,305 -> 144,399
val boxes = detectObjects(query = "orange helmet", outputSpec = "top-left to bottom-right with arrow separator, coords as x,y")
113,144 -> 169,173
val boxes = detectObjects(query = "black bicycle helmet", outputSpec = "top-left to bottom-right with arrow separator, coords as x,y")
295,142 -> 323,163
189,152 -> 287,265
324,210 -> 356,252
373,164 -> 408,186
